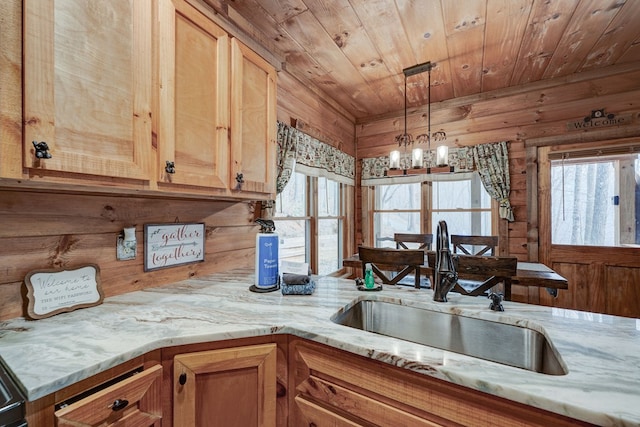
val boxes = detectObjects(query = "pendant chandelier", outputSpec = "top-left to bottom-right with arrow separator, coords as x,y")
386,61 -> 451,176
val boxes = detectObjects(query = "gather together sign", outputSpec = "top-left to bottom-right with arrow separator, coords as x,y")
144,223 -> 205,271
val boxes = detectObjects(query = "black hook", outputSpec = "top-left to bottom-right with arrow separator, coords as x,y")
165,160 -> 175,174
235,172 -> 244,190
32,141 -> 52,159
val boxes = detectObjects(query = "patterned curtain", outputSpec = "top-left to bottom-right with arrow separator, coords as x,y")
472,141 -> 514,222
276,121 -> 355,191
276,122 -> 298,194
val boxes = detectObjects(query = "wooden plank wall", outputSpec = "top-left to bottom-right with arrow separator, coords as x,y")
276,69 -> 358,268
276,71 -> 356,157
355,63 -> 640,315
0,190 -> 258,320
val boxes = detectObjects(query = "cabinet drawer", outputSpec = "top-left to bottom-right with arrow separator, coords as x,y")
54,364 -> 162,427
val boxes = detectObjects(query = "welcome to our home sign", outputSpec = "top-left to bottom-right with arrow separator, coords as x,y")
144,223 -> 205,271
25,264 -> 103,320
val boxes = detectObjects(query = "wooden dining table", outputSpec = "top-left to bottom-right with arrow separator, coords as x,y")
342,251 -> 568,300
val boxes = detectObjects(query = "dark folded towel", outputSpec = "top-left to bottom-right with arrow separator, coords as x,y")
282,273 -> 310,285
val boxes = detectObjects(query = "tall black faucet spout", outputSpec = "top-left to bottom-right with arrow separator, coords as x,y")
433,220 -> 458,302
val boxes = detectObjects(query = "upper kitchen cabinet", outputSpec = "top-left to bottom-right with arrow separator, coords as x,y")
156,0 -> 230,193
22,0 -> 152,183
230,38 -> 277,198
157,0 -> 277,200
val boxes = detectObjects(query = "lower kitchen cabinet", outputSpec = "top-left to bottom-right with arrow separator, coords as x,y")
289,338 -> 594,427
172,343 -> 277,426
161,335 -> 288,427
54,364 -> 162,427
24,336 -> 596,427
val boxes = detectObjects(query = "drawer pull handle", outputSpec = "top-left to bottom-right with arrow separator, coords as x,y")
179,373 -> 187,385
111,399 -> 129,411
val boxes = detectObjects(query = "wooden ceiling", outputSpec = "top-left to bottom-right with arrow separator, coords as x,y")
221,0 -> 640,121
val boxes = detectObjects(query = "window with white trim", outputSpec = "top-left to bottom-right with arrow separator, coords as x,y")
373,183 -> 421,247
371,173 -> 494,246
274,172 -> 348,274
430,174 -> 493,236
550,149 -> 640,246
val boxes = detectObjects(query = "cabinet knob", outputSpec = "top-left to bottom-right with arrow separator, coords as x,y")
179,372 -> 187,385
235,172 -> 244,190
165,160 -> 176,174
110,398 -> 129,411
32,141 -> 52,159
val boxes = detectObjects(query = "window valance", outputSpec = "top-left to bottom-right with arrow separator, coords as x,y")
361,141 -> 514,221
276,121 -> 355,193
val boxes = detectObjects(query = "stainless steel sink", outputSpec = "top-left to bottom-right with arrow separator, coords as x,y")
331,300 -> 567,375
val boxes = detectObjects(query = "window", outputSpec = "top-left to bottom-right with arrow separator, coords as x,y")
371,173 -> 494,245
373,183 -> 421,247
274,172 -> 348,275
430,174 -> 492,236
550,152 -> 640,246
274,172 -> 308,264
317,177 -> 343,275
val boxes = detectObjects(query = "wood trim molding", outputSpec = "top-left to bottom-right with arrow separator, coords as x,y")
525,123 -> 640,148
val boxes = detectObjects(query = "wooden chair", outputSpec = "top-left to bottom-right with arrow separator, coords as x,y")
451,235 -> 498,256
393,233 -> 433,287
358,246 -> 424,288
452,254 -> 518,300
394,233 -> 433,250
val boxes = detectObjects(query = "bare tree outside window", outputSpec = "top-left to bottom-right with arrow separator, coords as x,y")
551,154 -> 640,247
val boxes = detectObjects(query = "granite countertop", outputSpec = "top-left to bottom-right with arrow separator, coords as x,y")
0,270 -> 638,426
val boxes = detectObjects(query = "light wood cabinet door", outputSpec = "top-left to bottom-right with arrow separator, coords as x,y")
157,0 -> 230,192
173,343 -> 277,427
23,0 -> 152,181
54,364 -> 162,427
230,38 -> 277,198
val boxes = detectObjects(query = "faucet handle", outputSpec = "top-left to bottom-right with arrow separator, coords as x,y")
488,292 -> 504,311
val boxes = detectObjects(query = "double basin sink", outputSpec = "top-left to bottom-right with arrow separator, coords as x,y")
331,299 -> 567,376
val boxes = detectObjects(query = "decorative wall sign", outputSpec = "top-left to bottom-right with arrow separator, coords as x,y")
566,109 -> 634,131
25,264 -> 103,320
144,223 -> 205,271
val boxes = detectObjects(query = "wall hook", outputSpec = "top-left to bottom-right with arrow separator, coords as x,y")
32,141 -> 52,159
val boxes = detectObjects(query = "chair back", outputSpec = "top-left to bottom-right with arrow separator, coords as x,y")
394,233 -> 433,250
358,246 -> 424,288
451,235 -> 498,256
453,254 -> 518,298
